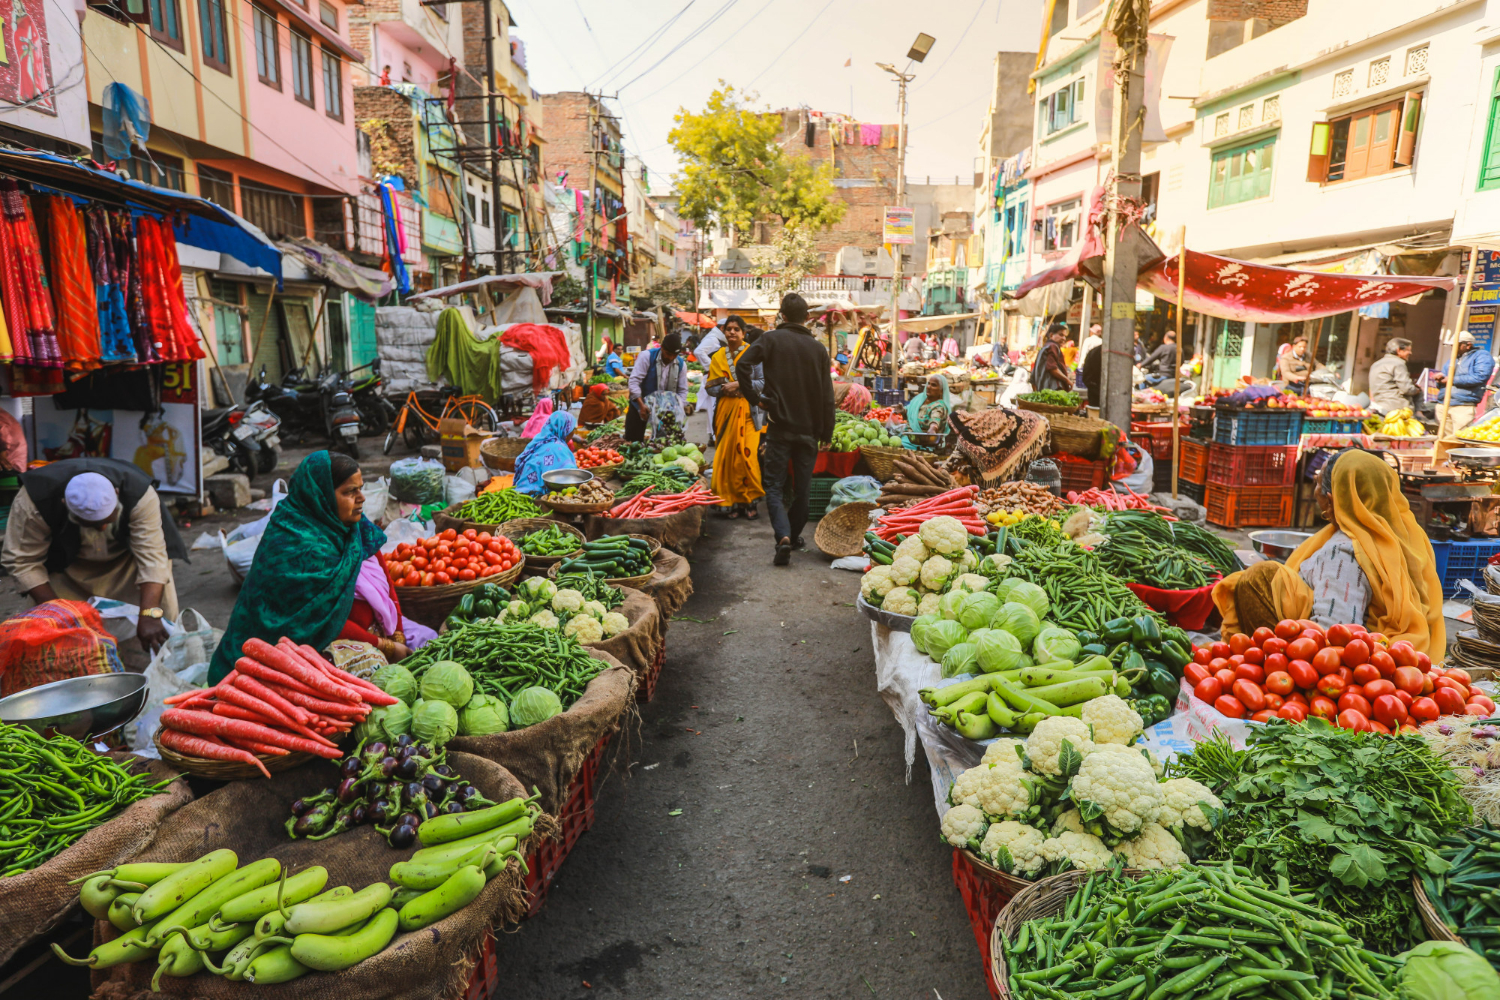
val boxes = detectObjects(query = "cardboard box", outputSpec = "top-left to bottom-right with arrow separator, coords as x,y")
439,418 -> 485,472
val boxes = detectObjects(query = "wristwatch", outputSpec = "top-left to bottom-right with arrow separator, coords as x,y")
140,607 -> 164,620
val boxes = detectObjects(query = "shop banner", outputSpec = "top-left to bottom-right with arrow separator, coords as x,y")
882,206 -> 914,245
1467,284 -> 1500,354
0,0 -> 55,113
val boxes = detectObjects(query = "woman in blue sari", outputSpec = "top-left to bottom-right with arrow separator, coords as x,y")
512,411 -> 579,495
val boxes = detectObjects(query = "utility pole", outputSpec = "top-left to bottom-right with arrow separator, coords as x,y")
887,69 -> 909,380
1099,0 -> 1149,431
481,0 -> 502,274
586,94 -> 600,363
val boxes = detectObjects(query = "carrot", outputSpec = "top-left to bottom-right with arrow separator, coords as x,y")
290,642 -> 396,705
233,656 -> 323,697
162,708 -> 343,760
229,672 -> 311,725
158,727 -> 271,778
276,640 -> 368,703
267,683 -> 370,719
243,638 -> 359,702
212,684 -> 339,749
212,702 -> 286,729
223,736 -> 290,756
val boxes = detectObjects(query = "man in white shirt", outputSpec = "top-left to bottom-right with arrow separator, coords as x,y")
694,322 -> 726,442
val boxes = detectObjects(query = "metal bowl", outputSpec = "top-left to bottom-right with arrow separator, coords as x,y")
1248,529 -> 1314,562
0,673 -> 149,741
1448,448 -> 1500,469
542,468 -> 595,488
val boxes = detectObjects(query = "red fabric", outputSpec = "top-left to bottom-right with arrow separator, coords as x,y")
814,450 -> 860,477
339,599 -> 380,644
0,181 -> 60,367
45,196 -> 102,373
501,323 -> 572,391
1125,579 -> 1220,631
1139,248 -> 1455,324
673,310 -> 716,329
135,215 -> 204,362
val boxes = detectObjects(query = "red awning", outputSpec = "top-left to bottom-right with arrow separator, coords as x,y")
674,310 -> 716,329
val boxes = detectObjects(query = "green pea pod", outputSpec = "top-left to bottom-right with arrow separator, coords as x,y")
146,857 -> 282,947
218,866 -> 329,925
132,848 -> 238,925
416,791 -> 540,845
396,866 -> 488,933
151,932 -> 205,991
282,882 -> 391,935
292,907 -> 400,971
80,874 -> 123,920
243,944 -> 312,984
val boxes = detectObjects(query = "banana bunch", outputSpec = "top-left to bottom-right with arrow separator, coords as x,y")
1368,408 -> 1425,437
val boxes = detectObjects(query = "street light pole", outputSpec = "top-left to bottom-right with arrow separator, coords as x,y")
878,34 -> 934,383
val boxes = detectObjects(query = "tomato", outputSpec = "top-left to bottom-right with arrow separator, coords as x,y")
1211,642 -> 1232,660
1215,668 -> 1237,687
1351,663 -> 1381,686
1263,692 -> 1285,710
1416,652 -> 1433,672
1299,630 -> 1327,651
1391,665 -> 1424,696
435,543 -> 452,558
1194,677 -> 1223,703
1446,667 -> 1474,686
402,572 -> 420,587
1229,654 -> 1246,667
1251,709 -> 1277,723
1275,619 -> 1304,640
1335,665 -> 1353,684
421,572 -> 435,586
1233,679 -> 1267,712
435,571 -> 452,585
1410,696 -> 1440,722
1342,639 -> 1371,667
1208,657 -> 1231,674
462,528 -> 478,540
1470,694 -> 1497,714
1435,676 -> 1468,695
1466,703 -> 1492,717
1362,678 -> 1396,699
1265,670 -> 1295,696
1309,695 -> 1338,719
1312,647 -> 1344,676
1399,723 -> 1420,733
458,568 -> 477,581
1180,662 -> 1209,686
1242,647 -> 1265,665
1366,632 -> 1388,645
1336,709 -> 1369,731
1193,647 -> 1212,666
1229,633 -> 1253,656
1388,641 -> 1418,668
1369,650 -> 1396,678
1277,703 -> 1308,722
396,542 -> 413,558
1287,691 -> 1309,707
1251,627 -> 1276,646
1395,689 -> 1414,708
1215,695 -> 1246,719
1262,636 -> 1289,657
1435,686 -> 1468,716
440,529 -> 457,542
1288,659 -> 1318,690
1326,624 -> 1354,646
1234,663 -> 1265,684
1369,720 -> 1393,735
1372,694 -> 1408,728
421,536 -> 439,549
476,531 -> 493,542
1297,619 -> 1321,633
1317,674 -> 1348,698
1337,692 -> 1372,718
1263,652 -> 1289,674
501,558 -> 514,570
1286,637 -> 1318,662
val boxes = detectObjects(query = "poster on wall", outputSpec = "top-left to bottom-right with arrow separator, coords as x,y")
1467,284 -> 1499,354
0,0 -> 55,114
27,364 -> 202,496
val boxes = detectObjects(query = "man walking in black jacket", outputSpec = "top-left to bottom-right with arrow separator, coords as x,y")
735,293 -> 835,565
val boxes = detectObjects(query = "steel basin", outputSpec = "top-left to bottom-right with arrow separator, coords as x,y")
541,468 -> 595,488
1248,529 -> 1314,562
0,672 -> 148,741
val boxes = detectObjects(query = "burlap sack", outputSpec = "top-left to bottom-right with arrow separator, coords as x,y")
89,752 -> 531,1000
0,755 -> 189,967
588,588 -> 661,681
584,505 -> 704,555
639,548 -> 693,621
448,655 -> 635,815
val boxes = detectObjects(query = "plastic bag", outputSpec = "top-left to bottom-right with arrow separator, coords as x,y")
129,608 -> 219,753
362,476 -> 390,526
646,390 -> 686,440
1112,444 -> 1153,496
220,478 -> 287,582
827,475 -> 882,511
830,555 -> 870,572
389,457 -> 446,505
380,516 -> 434,554
444,474 -> 476,505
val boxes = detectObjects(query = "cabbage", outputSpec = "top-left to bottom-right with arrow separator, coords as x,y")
940,642 -> 978,678
1033,627 -> 1082,665
410,698 -> 459,746
968,627 -> 992,644
991,602 -> 1043,647
910,614 -> 939,654
958,591 -> 1001,631
925,620 -> 969,660
371,664 -> 417,705
1005,580 -> 1050,618
418,661 -> 474,707
992,578 -> 1018,603
352,701 -> 412,744
458,693 -> 509,736
510,686 -> 563,727
1398,940 -> 1500,1000
975,629 -> 1027,674
938,590 -> 965,621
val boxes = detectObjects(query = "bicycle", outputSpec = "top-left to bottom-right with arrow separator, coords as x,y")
384,385 -> 501,455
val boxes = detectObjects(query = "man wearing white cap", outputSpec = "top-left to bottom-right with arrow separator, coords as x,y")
1433,330 -> 1496,440
1,457 -> 186,652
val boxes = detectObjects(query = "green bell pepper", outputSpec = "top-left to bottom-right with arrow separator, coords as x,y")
1158,639 -> 1192,673
455,594 -> 476,620
1130,694 -> 1172,729
1145,660 -> 1178,699
1102,617 -> 1135,644
1079,643 -> 1108,658
1131,615 -> 1161,648
473,599 -> 497,619
1076,630 -> 1101,647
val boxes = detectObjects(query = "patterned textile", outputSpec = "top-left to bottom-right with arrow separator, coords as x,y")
0,599 -> 124,698
0,181 -> 60,368
949,406 -> 1051,484
135,214 -> 204,362
45,197 -> 102,373
1297,529 -> 1372,629
512,411 -> 579,496
86,207 -> 135,363
709,345 -> 763,506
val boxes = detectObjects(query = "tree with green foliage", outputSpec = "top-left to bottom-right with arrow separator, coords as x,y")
668,84 -> 847,234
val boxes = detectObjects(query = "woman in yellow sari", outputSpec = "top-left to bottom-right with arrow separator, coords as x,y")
707,323 -> 764,520
1212,449 -> 1444,654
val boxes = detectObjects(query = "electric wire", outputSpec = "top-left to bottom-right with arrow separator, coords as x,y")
614,0 -> 740,92
588,1 -> 695,89
742,0 -> 833,88
914,0 -> 987,91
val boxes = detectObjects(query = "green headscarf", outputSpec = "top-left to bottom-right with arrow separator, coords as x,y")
208,451 -> 385,682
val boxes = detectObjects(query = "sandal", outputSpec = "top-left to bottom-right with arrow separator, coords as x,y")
745,504 -> 759,520
726,505 -> 743,520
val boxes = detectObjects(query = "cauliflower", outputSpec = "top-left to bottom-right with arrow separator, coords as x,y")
919,515 -> 970,556
1090,743 -> 1164,778
1081,695 -> 1144,746
980,821 -> 1047,875
889,555 -> 922,587
528,609 -> 560,629
981,738 -> 1027,766
551,589 -> 585,614
600,612 -> 629,636
1069,748 -> 1164,841
974,755 -> 1040,820
1041,831 -> 1113,872
1026,717 -> 1095,777
1157,778 -> 1224,831
918,593 -> 942,616
501,599 -> 529,621
979,553 -> 1012,577
950,573 -> 990,594
940,804 -> 988,850
894,535 -> 929,563
861,566 -> 897,602
673,457 -> 700,476
581,600 -> 608,620
949,765 -> 985,809
881,586 -> 920,616
1051,808 -> 1086,835
919,555 -> 955,592
1113,823 -> 1189,870
563,614 -> 604,644
959,548 -> 979,572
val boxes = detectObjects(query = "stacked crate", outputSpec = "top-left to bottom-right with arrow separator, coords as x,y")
1204,408 -> 1304,528
1176,437 -> 1210,505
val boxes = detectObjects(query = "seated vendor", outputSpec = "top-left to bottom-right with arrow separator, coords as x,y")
579,384 -> 621,427
901,375 -> 951,448
1212,449 -> 1444,654
208,451 -> 432,682
512,411 -> 579,496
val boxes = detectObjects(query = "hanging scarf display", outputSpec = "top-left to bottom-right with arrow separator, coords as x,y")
0,180 -> 60,369
135,214 -> 203,362
115,211 -> 158,364
45,196 -> 102,373
85,206 -> 135,363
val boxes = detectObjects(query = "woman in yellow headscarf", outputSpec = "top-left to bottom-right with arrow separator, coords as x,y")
1211,449 -> 1445,654
706,323 -> 764,520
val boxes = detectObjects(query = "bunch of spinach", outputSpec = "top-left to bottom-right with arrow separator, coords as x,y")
1170,717 -> 1472,953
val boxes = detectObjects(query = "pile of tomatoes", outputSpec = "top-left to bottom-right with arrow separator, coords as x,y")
574,446 -> 624,469
1188,619 -> 1495,734
379,528 -> 521,587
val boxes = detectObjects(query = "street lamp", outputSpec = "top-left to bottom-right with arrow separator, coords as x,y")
877,33 -> 932,378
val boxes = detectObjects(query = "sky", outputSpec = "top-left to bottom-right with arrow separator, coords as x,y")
506,0 -> 1045,189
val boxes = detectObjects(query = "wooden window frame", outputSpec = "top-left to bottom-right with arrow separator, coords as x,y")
196,163 -> 236,209
148,0 -> 184,51
254,6 -> 282,90
317,0 -> 336,28
1312,97 -> 1409,185
198,0 -> 230,73
1208,134 -> 1277,209
1040,77 -> 1086,136
322,46 -> 343,120
290,29 -> 315,107
86,0 -> 147,28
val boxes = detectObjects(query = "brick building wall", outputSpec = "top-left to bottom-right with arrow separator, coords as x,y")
344,0 -> 400,81
1206,0 -> 1307,25
354,86 -> 418,184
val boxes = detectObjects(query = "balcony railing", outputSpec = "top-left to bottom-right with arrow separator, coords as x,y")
700,273 -> 894,296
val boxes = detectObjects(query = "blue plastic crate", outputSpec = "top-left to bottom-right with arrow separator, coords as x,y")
1212,409 -> 1304,446
874,388 -> 904,407
1430,540 -> 1451,590
1299,418 -> 1365,435
872,376 -> 896,392
1438,538 -> 1500,598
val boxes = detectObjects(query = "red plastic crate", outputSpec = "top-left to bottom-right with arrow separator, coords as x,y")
1129,421 -> 1188,461
952,849 -> 1015,1000
1055,457 -> 1105,495
463,930 -> 499,1000
814,450 -> 860,477
1205,443 -> 1297,487
637,642 -> 665,702
522,731 -> 609,915
1205,484 -> 1295,528
1178,438 -> 1210,485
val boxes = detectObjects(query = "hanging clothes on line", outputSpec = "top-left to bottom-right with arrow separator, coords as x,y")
85,206 -> 134,364
45,197 -> 102,374
136,214 -> 204,363
0,180 -> 62,395
881,125 -> 898,149
860,123 -> 880,146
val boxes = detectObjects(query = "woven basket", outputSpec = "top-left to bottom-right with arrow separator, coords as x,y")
547,532 -> 659,585
396,558 -> 524,628
814,501 -> 877,557
991,869 -> 1146,999
1413,875 -> 1463,944
959,848 -> 1034,902
153,728 -> 314,779
536,492 -> 616,515
578,461 -> 623,480
861,446 -> 911,482
480,436 -> 528,473
1048,413 -> 1109,460
501,517 -> 584,567
1018,398 -> 1083,416
432,501 -> 524,535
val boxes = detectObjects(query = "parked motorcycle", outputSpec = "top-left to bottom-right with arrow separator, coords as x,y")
202,399 -> 282,477
247,366 -> 363,458
349,359 -> 397,437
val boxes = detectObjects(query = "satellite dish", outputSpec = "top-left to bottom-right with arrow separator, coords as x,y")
101,83 -> 151,161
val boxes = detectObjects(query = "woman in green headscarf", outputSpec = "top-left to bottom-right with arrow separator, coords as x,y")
208,451 -> 385,683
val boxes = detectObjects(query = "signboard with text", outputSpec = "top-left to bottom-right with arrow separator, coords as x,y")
882,206 -> 914,245
1467,284 -> 1499,354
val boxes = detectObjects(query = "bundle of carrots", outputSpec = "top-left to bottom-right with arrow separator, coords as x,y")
158,637 -> 398,777
873,486 -> 987,542
1067,485 -> 1171,514
607,483 -> 724,519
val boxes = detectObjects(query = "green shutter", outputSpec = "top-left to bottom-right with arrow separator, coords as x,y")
348,297 -> 377,367
1482,70 -> 1500,190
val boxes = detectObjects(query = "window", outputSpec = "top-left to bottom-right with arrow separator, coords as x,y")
1262,95 -> 1280,122
1333,69 -> 1353,99
240,182 -> 306,238
1309,97 -> 1417,184
197,164 -> 235,208
1076,0 -> 1101,14
659,236 -> 673,255
291,31 -> 314,106
1237,104 -> 1254,130
1480,70 -> 1500,190
91,137 -> 186,189
254,7 -> 281,88
1208,135 -> 1275,208
1214,112 -> 1229,137
198,0 -> 229,71
312,197 -> 349,249
148,0 -> 181,46
86,0 -> 146,27
430,0 -> 446,19
322,47 -> 342,119
318,0 -> 336,27
1040,78 -> 1085,136
1369,56 -> 1390,88
1037,198 -> 1080,252
1048,0 -> 1068,36
481,197 -> 490,228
